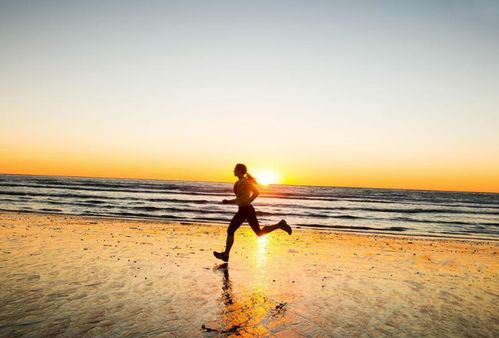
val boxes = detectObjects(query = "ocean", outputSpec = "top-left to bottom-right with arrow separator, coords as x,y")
0,174 -> 498,239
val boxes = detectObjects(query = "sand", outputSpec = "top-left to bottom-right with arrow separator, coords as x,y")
0,211 -> 497,337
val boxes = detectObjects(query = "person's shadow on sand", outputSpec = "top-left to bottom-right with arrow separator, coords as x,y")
201,263 -> 288,335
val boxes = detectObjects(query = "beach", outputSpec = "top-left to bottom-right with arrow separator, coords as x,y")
0,211 -> 497,337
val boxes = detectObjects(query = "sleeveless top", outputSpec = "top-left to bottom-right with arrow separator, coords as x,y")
233,176 -> 257,206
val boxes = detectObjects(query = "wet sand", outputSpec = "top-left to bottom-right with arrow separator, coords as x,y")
0,211 -> 497,337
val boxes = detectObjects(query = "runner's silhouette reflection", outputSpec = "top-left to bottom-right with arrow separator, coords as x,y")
215,263 -> 233,306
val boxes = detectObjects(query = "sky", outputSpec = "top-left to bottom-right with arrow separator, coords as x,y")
1,0 -> 498,192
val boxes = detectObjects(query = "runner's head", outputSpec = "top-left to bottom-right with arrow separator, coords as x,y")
233,163 -> 258,184
234,163 -> 247,176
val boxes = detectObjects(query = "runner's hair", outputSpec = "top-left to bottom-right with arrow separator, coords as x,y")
235,163 -> 258,185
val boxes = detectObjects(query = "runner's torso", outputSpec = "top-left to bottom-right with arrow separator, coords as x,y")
233,177 -> 256,206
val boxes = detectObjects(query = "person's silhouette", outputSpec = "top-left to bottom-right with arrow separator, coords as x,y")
213,163 -> 292,262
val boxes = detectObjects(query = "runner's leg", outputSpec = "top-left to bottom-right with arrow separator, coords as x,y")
224,209 -> 245,256
246,206 -> 282,237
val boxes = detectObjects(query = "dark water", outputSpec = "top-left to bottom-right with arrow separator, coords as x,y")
0,174 -> 498,238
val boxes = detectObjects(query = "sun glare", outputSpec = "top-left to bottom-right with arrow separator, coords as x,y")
253,170 -> 280,186
256,235 -> 268,267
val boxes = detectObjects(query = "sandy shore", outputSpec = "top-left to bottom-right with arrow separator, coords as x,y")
0,211 -> 497,337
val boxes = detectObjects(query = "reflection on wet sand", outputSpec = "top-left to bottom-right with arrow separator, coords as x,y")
256,236 -> 268,268
202,263 -> 287,336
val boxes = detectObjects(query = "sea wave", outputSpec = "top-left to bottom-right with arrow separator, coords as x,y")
1,174 -> 498,238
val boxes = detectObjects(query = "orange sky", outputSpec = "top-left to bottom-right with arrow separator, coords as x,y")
2,144 -> 498,193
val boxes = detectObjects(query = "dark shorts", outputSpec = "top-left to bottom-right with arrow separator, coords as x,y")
227,205 -> 260,236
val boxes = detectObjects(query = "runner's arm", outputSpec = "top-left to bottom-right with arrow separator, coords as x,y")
246,185 -> 260,204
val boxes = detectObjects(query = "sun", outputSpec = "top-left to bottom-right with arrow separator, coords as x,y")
253,170 -> 280,186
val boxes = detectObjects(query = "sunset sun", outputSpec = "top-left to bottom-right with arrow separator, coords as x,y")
253,170 -> 280,186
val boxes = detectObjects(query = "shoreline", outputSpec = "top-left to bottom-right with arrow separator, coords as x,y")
1,210 -> 497,243
1,211 -> 497,337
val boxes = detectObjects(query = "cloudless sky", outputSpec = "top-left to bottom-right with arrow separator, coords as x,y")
1,0 -> 498,192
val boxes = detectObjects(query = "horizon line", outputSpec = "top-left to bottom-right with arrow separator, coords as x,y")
1,172 -> 497,195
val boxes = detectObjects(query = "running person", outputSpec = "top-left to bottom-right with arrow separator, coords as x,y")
213,163 -> 292,262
